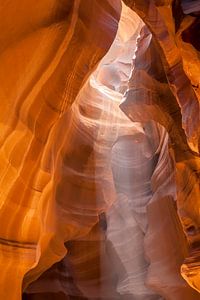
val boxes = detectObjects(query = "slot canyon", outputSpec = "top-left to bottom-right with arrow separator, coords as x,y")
0,0 -> 200,299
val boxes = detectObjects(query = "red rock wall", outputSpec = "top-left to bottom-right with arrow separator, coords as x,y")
0,0 -> 199,299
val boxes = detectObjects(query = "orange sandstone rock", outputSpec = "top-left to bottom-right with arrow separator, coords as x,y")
0,0 -> 199,299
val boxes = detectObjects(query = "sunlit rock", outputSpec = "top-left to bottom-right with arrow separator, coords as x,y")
0,0 -> 199,299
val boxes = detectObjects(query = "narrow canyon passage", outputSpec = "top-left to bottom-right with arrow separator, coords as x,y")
24,3 -> 197,299
0,0 -> 199,299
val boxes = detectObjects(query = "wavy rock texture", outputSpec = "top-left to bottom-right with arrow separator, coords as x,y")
0,0 -> 199,299
121,0 -> 200,294
0,0 -> 121,299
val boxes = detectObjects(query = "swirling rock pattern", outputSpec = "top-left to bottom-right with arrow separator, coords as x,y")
122,0 -> 200,293
0,0 -> 199,299
0,0 -> 121,299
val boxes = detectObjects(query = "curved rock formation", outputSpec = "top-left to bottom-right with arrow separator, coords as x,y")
0,0 -> 199,299
0,1 -> 121,299
121,0 -> 200,293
